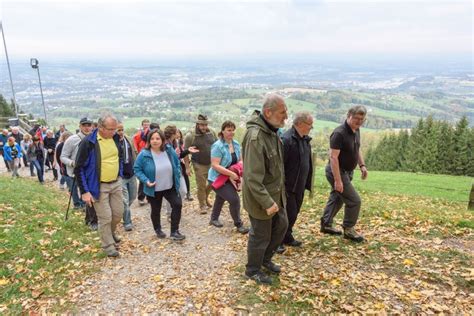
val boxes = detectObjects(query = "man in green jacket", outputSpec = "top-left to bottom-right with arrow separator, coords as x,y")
242,93 -> 289,285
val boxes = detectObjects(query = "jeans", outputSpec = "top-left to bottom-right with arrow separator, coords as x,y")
31,159 -> 44,183
122,176 -> 137,227
64,175 -> 83,207
8,159 -> 20,177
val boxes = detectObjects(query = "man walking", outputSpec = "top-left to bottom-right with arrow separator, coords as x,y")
278,111 -> 314,253
320,105 -> 368,242
242,93 -> 289,285
184,114 -> 217,214
133,119 -> 150,206
75,114 -> 124,257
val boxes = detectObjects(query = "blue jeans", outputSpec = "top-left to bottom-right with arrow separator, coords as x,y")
31,159 -> 44,183
64,175 -> 83,207
122,176 -> 137,227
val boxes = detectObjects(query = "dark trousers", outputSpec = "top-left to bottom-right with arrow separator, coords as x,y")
138,181 -> 146,201
2,155 -> 10,171
47,153 -> 58,179
31,159 -> 44,183
211,182 -> 243,227
147,187 -> 182,233
246,209 -> 288,275
85,204 -> 98,225
321,164 -> 361,228
282,191 -> 305,244
183,171 -> 190,193
22,155 -> 29,167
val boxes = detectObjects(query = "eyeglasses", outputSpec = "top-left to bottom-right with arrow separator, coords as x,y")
351,116 -> 366,122
117,129 -> 124,132
302,121 -> 314,130
101,126 -> 117,132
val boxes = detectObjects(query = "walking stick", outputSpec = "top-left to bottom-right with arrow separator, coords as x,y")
64,177 -> 76,221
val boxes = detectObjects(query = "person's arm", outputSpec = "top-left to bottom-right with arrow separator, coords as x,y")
74,141 -> 93,205
60,138 -> 75,167
358,151 -> 368,180
329,148 -> 343,193
211,156 -> 238,180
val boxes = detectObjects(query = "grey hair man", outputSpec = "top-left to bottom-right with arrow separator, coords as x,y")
242,93 -> 289,285
320,105 -> 368,242
277,111 -> 314,254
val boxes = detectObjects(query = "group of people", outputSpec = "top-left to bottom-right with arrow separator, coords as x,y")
0,93 -> 369,285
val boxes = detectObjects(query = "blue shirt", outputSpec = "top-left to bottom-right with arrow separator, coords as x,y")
208,139 -> 241,182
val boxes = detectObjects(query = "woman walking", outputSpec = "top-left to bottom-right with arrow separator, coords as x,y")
134,129 -> 185,241
3,136 -> 22,178
27,136 -> 45,184
208,121 -> 249,234
20,133 -> 34,176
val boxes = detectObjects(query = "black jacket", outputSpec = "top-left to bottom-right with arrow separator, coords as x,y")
282,127 -> 313,193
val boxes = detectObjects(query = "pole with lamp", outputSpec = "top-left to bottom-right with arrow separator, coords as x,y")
30,58 -> 47,123
0,21 -> 18,118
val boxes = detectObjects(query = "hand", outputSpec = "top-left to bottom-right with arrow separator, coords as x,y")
48,149 -> 53,153
146,181 -> 156,187
188,146 -> 200,154
334,180 -> 344,193
265,203 -> 279,216
81,192 -> 95,207
229,171 -> 239,181
361,166 -> 368,180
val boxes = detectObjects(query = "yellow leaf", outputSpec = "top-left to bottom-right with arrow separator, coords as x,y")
0,278 -> 9,286
153,274 -> 162,282
330,278 -> 341,286
403,258 -> 414,266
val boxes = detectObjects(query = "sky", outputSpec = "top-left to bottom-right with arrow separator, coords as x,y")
0,0 -> 472,60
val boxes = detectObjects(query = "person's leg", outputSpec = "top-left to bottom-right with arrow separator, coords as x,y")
109,180 -> 125,236
210,187 -> 225,222
321,165 -> 344,226
29,161 -> 35,176
283,192 -> 297,244
7,161 -> 15,177
22,155 -> 28,167
339,174 -> 362,228
33,160 -> 44,182
137,181 -> 146,203
192,163 -> 208,209
163,188 -> 183,233
93,184 -> 116,254
263,208 -> 288,264
246,215 -> 272,275
216,182 -> 243,227
147,192 -> 164,232
122,177 -> 132,228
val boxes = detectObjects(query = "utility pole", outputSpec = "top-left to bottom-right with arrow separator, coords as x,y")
30,58 -> 47,123
0,21 -> 18,117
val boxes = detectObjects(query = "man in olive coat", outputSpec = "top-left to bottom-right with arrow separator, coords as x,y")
242,93 -> 289,285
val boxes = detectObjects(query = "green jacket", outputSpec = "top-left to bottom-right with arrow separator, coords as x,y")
242,111 -> 286,220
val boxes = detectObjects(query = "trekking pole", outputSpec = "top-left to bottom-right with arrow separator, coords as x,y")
64,177 -> 76,221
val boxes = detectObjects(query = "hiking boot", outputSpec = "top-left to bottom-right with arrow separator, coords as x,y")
124,224 -> 133,232
236,225 -> 250,234
112,234 -> 122,243
138,200 -> 146,206
275,245 -> 286,254
245,271 -> 272,285
343,227 -> 364,243
89,223 -> 98,231
199,206 -> 208,215
285,239 -> 303,247
320,219 -> 342,235
170,231 -> 186,241
209,219 -> 223,228
155,229 -> 166,239
105,247 -> 119,257
186,192 -> 194,201
262,261 -> 281,274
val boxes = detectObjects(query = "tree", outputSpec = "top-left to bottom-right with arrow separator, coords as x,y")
452,116 -> 470,175
0,94 -> 14,117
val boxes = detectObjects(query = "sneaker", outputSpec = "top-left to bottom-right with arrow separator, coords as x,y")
236,225 -> 250,234
262,261 -> 281,274
275,245 -> 286,254
285,240 -> 303,247
112,234 -> 122,243
59,184 -> 65,190
156,229 -> 166,238
199,206 -> 208,215
320,219 -> 342,235
186,192 -> 194,201
343,227 -> 364,242
105,248 -> 119,257
170,230 -> 186,241
209,219 -> 223,228
89,223 -> 98,231
138,200 -> 146,206
124,225 -> 133,232
245,271 -> 272,285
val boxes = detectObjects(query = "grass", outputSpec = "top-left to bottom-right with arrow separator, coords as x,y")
0,176 -> 103,313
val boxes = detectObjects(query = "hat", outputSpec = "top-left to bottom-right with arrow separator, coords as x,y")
195,114 -> 210,124
79,117 -> 93,125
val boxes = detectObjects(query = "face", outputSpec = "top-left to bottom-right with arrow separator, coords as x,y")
265,100 -> 288,128
296,117 -> 314,136
222,127 -> 235,140
99,119 -> 118,139
80,123 -> 93,135
176,131 -> 182,141
47,132 -> 54,138
142,122 -> 150,130
117,124 -> 124,139
12,128 -> 19,135
2,130 -> 7,136
149,132 -> 162,150
347,113 -> 366,131
60,125 -> 65,131
197,123 -> 208,133
8,137 -> 15,144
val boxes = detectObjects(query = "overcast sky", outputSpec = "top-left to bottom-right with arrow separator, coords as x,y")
0,0 -> 472,60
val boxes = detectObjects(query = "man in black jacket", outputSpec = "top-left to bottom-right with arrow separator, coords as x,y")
278,111 -> 314,253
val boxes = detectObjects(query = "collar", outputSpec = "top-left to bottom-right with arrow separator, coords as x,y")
259,114 -> 279,133
344,120 -> 356,135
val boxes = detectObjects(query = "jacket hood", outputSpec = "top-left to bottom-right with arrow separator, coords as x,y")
246,110 -> 273,135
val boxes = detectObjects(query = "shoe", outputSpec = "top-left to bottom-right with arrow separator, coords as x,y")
245,271 -> 272,285
59,184 -> 65,190
105,248 -> 119,257
124,225 -> 133,232
275,245 -> 286,254
199,206 -> 208,215
285,240 -> 302,247
209,219 -> 223,228
138,200 -> 146,206
155,229 -> 166,239
30,173 -> 36,177
186,192 -> 194,201
236,225 -> 249,234
170,230 -> 186,241
262,261 -> 281,274
343,227 -> 364,243
89,223 -> 98,231
320,219 -> 342,235
112,234 -> 122,243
